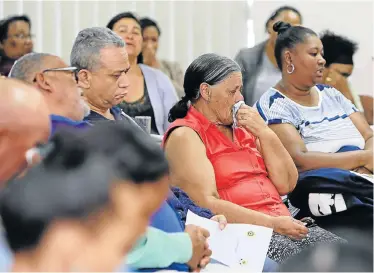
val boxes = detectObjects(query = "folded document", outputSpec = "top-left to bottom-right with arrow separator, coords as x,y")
186,210 -> 273,272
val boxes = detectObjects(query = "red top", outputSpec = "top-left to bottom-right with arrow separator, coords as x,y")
163,106 -> 290,217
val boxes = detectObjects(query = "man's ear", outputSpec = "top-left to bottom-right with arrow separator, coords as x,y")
77,70 -> 91,89
34,72 -> 53,94
199,83 -> 210,102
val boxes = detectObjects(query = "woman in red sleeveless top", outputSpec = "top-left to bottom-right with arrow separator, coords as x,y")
163,53 -> 343,263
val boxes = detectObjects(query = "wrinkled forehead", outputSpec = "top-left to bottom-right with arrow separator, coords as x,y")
113,17 -> 141,30
7,20 -> 31,34
98,46 -> 129,71
217,72 -> 243,88
42,56 -> 68,69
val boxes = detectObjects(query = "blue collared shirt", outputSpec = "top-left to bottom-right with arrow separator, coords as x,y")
83,107 -> 127,124
50,114 -> 91,137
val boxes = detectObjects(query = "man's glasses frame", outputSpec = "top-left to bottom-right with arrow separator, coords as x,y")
33,66 -> 79,82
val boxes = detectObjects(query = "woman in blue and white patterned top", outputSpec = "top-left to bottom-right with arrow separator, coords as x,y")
256,21 -> 373,233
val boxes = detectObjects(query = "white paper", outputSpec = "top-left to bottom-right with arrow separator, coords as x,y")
351,171 -> 374,183
186,210 -> 273,272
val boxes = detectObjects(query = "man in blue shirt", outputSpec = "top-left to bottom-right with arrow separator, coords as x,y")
9,52 -> 91,135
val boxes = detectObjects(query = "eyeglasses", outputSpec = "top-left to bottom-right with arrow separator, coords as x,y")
8,33 -> 34,40
42,66 -> 78,73
34,66 -> 79,83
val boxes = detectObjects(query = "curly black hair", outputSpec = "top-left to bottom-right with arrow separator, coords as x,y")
320,30 -> 358,67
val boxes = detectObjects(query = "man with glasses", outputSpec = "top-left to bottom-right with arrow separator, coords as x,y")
9,52 -> 90,135
0,15 -> 33,76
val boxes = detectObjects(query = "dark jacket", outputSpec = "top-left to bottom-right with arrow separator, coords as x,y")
235,40 -> 267,105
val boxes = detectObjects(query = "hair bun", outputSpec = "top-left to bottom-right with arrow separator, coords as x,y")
273,21 -> 292,34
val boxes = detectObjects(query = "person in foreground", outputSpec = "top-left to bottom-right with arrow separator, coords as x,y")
163,53 -> 343,263
0,78 -> 50,270
76,123 -> 211,273
0,78 -> 50,183
0,123 -> 170,271
255,22 -> 373,233
9,52 -> 90,135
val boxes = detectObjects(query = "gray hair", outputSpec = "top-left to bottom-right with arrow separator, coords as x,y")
70,27 -> 125,71
9,52 -> 53,82
168,53 -> 242,122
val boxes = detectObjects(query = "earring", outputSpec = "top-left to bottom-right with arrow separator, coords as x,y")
287,64 -> 295,74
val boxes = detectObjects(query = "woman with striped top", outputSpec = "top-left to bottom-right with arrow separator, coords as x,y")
256,21 -> 373,234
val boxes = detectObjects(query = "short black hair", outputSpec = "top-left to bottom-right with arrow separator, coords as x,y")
139,17 -> 161,36
1,122 -> 169,252
265,6 -> 302,32
273,21 -> 317,70
0,130 -> 115,252
0,15 -> 31,43
77,121 -> 169,182
320,30 -> 358,67
106,12 -> 141,30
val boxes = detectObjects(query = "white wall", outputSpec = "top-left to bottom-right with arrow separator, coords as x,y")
251,0 -> 374,96
0,0 -> 249,71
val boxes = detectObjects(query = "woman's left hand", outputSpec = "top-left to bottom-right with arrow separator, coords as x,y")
236,105 -> 272,138
210,214 -> 227,230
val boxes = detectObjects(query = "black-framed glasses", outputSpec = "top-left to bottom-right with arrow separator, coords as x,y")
34,66 -> 79,82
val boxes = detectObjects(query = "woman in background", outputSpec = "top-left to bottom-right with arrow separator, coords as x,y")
107,12 -> 178,135
320,30 -> 373,125
235,6 -> 302,106
256,21 -> 373,234
139,17 -> 184,99
0,15 -> 33,76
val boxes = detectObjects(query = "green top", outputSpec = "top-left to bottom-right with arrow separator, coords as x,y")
126,227 -> 192,269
